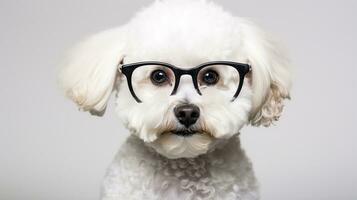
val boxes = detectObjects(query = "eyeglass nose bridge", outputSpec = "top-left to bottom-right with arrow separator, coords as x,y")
170,68 -> 202,96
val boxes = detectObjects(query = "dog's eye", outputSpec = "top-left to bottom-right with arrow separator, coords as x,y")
201,70 -> 219,85
150,69 -> 168,85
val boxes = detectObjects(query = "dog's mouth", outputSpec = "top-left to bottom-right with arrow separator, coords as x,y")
172,130 -> 196,137
161,128 -> 212,137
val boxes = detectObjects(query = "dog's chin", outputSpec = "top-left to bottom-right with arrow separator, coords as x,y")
148,131 -> 214,159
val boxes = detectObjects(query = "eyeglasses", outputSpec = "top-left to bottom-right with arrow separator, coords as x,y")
119,61 -> 251,103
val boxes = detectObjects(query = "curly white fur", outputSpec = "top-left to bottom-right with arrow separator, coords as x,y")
102,135 -> 258,200
58,0 -> 292,199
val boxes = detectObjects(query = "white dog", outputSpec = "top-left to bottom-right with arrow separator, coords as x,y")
59,0 -> 292,199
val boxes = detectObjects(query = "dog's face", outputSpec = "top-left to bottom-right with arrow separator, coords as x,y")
59,0 -> 292,159
115,58 -> 253,158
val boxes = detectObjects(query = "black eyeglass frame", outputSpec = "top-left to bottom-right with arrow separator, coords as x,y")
119,61 -> 251,103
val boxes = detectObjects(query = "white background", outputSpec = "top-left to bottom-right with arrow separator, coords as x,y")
1,0 -> 356,199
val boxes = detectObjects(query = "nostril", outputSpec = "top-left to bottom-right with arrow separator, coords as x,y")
178,111 -> 186,118
191,111 -> 199,118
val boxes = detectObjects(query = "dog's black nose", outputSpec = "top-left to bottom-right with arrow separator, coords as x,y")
174,104 -> 200,127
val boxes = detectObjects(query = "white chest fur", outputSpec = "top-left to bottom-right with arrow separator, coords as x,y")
101,135 -> 258,200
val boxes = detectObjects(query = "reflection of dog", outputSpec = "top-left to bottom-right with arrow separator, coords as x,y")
59,0 -> 292,199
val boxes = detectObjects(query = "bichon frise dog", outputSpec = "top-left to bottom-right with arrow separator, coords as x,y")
59,0 -> 292,199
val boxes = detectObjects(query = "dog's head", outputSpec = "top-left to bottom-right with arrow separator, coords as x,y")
59,0 -> 292,159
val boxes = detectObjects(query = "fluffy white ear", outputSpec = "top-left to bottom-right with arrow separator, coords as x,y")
239,19 -> 292,127
58,28 -> 126,116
